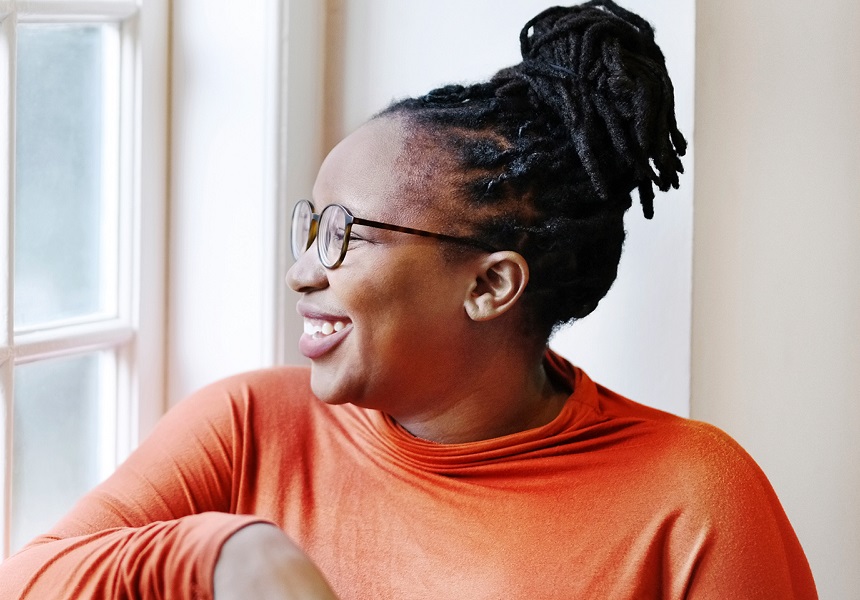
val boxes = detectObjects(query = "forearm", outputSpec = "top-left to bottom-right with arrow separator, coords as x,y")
0,512 -> 265,600
214,523 -> 339,600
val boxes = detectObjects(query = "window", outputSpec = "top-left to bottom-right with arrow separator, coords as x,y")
0,0 -> 167,557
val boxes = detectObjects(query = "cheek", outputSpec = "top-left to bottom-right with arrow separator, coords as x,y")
334,252 -> 466,339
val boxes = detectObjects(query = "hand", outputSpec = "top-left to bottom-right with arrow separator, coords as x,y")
214,523 -> 340,600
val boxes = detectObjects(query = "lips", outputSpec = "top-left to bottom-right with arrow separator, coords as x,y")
296,303 -> 353,359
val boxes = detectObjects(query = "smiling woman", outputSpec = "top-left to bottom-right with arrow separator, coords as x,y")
0,1 -> 817,599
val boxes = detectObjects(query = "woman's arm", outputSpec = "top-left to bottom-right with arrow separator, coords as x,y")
214,523 -> 338,600
0,371 -> 321,600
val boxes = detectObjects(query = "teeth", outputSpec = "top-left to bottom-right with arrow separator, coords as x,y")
304,319 -> 347,337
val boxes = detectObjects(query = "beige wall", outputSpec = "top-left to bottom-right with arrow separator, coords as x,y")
692,1 -> 860,597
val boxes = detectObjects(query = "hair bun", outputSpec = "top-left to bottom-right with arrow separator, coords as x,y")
515,0 -> 686,218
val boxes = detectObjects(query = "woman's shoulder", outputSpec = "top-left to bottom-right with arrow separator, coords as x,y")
557,366 -> 776,506
595,383 -> 766,482
550,351 -> 763,482
177,365 -> 313,407
197,364 -> 314,398
594,398 -> 815,596
162,366 -> 322,436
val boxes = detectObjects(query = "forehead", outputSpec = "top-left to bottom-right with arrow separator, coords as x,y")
313,118 -> 406,220
312,117 -> 458,224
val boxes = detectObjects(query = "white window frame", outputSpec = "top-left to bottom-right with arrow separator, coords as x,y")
0,0 -> 167,559
165,0 -> 324,402
270,0 -> 327,367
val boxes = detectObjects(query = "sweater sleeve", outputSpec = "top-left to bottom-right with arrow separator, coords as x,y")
0,374 -> 272,600
675,422 -> 818,599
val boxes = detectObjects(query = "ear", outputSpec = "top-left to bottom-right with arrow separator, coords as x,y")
464,251 -> 529,322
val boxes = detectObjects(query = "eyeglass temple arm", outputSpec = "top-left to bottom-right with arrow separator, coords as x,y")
351,216 -> 498,253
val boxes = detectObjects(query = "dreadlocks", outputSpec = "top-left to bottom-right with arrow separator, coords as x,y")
380,0 -> 686,339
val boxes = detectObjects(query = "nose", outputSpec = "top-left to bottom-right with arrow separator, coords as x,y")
286,245 -> 329,293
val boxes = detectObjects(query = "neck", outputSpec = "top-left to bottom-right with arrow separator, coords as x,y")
391,343 -> 570,445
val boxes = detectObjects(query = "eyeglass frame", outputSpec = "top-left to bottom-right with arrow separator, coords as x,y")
291,199 -> 499,269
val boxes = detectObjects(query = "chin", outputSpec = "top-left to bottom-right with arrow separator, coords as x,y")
308,364 -> 352,406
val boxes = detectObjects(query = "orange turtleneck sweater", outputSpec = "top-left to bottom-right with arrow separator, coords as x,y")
0,352 -> 817,599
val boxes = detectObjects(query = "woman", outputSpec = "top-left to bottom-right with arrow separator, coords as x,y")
1,2 -> 816,598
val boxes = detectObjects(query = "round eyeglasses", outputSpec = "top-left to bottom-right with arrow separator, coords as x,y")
291,200 -> 498,269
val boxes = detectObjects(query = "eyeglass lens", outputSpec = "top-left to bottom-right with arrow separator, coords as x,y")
290,201 -> 351,268
318,206 -> 348,268
291,201 -> 314,261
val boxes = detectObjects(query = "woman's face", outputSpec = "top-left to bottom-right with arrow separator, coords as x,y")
286,117 -> 480,415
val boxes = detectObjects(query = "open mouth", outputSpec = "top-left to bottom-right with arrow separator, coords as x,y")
299,317 -> 353,359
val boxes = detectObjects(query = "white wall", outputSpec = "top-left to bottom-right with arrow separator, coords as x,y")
692,0 -> 860,596
325,0 -> 696,416
168,0 -> 325,403
169,1 -> 270,403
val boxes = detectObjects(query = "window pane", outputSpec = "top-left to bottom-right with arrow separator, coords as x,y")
14,24 -> 119,327
11,352 -> 114,552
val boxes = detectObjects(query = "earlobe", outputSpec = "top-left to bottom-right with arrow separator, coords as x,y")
464,251 -> 529,322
